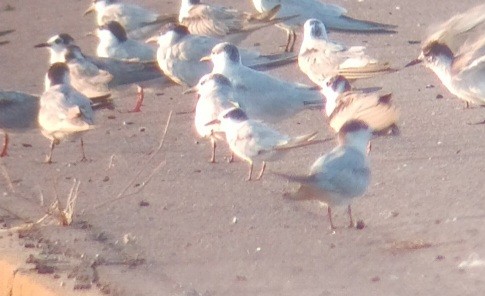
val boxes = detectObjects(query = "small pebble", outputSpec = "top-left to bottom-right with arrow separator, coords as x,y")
436,94 -> 443,99
356,220 -> 366,230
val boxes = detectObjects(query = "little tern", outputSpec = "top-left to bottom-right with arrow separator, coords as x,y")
321,75 -> 400,134
277,119 -> 372,229
299,19 -> 394,84
207,107 -> 318,181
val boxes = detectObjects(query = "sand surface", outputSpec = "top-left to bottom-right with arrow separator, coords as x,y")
1,0 -> 484,295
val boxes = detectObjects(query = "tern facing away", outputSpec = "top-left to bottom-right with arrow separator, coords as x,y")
178,0 -> 288,44
39,63 -> 94,163
277,120 -> 372,229
406,4 -> 485,107
252,0 -> 396,52
207,42 -> 323,123
207,107 -> 318,181
147,24 -> 296,87
299,19 -> 394,84
321,75 -> 400,134
84,0 -> 178,40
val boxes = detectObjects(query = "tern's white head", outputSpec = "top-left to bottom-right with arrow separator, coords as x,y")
196,73 -> 233,98
420,42 -> 454,82
338,120 -> 372,154
34,34 -> 75,64
44,62 -> 71,90
321,75 -> 351,116
304,19 -> 328,41
209,42 -> 241,73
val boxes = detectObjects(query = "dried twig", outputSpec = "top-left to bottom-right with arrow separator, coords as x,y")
0,179 -> 81,233
93,111 -> 172,209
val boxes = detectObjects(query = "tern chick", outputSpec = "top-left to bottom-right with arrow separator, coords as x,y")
322,75 -> 400,135
299,19 -> 395,84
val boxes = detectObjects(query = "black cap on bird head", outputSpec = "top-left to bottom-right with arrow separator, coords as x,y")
422,41 -> 453,59
34,33 -> 75,48
212,42 -> 240,63
326,75 -> 351,93
47,62 -> 70,86
100,21 -> 128,42
206,73 -> 232,87
161,23 -> 190,37
309,19 -> 325,38
222,107 -> 248,122
338,120 -> 369,137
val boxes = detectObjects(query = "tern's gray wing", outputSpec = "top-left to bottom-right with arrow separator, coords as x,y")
68,60 -> 112,98
39,87 -> 93,137
452,55 -> 485,105
87,56 -> 164,87
101,4 -> 158,31
242,50 -> 297,70
300,42 -> 392,83
329,92 -> 399,132
115,40 -> 156,61
255,0 -> 394,32
0,91 -> 39,131
164,36 -> 219,86
255,0 -> 345,28
228,67 -> 322,122
181,5 -> 245,38
424,4 -> 485,53
310,146 -> 370,198
233,121 -> 288,159
65,88 -> 94,125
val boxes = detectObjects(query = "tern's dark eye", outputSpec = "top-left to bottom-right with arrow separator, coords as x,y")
54,38 -> 61,44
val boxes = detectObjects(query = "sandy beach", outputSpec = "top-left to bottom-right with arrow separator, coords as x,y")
1,0 -> 484,295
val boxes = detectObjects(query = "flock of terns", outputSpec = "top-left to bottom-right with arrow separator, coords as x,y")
1,0 -> 484,229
